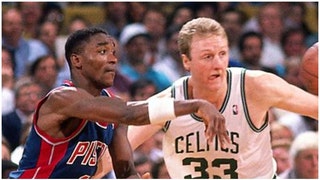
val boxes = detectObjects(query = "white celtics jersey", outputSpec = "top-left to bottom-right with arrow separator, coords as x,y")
163,68 -> 276,179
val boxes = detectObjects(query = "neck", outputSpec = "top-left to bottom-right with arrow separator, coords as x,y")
187,78 -> 227,109
71,75 -> 102,97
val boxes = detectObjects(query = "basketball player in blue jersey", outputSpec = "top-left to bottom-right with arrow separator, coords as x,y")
9,27 -> 230,178
128,18 -> 318,179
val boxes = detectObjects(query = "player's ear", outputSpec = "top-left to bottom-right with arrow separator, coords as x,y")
181,54 -> 191,71
71,53 -> 82,69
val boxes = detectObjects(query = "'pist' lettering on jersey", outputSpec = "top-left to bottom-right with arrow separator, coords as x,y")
67,141 -> 107,166
175,131 -> 239,154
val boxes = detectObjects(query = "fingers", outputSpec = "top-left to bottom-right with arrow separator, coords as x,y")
204,124 -> 212,143
219,116 -> 230,144
141,172 -> 152,179
205,128 -> 230,147
204,114 -> 230,147
204,116 -> 216,143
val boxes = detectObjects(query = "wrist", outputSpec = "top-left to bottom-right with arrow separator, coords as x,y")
148,97 -> 176,124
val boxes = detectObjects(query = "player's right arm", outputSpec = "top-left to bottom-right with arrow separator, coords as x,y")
39,86 -> 229,144
128,86 -> 230,150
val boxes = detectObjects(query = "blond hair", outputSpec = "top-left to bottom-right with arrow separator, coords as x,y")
178,17 -> 227,59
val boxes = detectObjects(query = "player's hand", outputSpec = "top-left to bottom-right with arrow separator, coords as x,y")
141,172 -> 151,179
196,100 -> 230,146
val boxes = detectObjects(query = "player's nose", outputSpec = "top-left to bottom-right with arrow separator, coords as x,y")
108,54 -> 118,64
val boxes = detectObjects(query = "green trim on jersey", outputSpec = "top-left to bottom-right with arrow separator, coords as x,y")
163,69 -> 269,133
220,69 -> 232,113
240,69 -> 269,132
185,77 -> 204,122
190,69 -> 232,121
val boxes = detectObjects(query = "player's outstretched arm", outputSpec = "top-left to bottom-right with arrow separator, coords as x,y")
41,86 -> 230,144
247,70 -> 318,120
125,97 -> 230,145
275,82 -> 318,120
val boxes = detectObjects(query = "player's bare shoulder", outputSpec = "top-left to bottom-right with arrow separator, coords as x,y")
46,86 -> 93,109
38,86 -> 93,122
246,69 -> 288,86
245,70 -> 278,87
37,86 -> 94,136
244,69 -> 289,100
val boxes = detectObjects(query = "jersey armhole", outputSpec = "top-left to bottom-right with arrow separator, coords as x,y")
241,69 -> 268,132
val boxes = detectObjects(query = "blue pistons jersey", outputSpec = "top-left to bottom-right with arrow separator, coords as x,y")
9,81 -> 116,178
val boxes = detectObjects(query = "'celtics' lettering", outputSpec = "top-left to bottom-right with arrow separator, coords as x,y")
175,131 -> 239,154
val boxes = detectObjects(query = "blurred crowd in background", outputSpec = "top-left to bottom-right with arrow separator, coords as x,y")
2,2 -> 318,179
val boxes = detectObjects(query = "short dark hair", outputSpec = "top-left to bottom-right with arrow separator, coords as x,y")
238,31 -> 264,52
64,27 -> 108,65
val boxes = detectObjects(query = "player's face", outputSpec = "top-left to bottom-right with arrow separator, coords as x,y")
184,34 -> 229,92
81,33 -> 118,88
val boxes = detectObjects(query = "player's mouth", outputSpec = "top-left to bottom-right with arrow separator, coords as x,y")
105,67 -> 116,73
104,69 -> 116,76
208,73 -> 220,80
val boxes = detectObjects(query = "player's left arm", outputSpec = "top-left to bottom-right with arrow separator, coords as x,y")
108,124 -> 140,179
277,80 -> 318,120
248,70 -> 318,120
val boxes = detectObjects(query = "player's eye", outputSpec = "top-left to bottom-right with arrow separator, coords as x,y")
98,50 -> 106,55
219,51 -> 227,56
202,54 -> 213,61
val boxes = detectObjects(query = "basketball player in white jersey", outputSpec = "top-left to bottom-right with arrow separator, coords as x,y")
128,18 -> 318,178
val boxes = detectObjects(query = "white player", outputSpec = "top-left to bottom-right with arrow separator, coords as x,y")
128,18 -> 318,178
